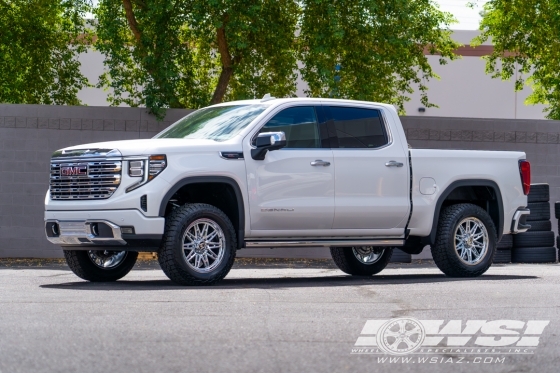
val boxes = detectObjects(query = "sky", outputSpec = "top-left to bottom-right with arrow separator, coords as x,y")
89,0 -> 486,30
436,0 -> 487,30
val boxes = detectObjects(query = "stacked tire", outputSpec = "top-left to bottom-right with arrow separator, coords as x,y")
390,248 -> 412,263
512,184 -> 557,263
556,202 -> 560,259
494,234 -> 512,263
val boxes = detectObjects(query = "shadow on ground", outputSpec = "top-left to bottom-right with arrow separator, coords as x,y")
40,272 -> 538,291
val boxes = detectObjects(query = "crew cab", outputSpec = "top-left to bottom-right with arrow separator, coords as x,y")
44,97 -> 531,285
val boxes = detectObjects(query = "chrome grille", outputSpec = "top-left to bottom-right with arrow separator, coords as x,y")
50,161 -> 122,200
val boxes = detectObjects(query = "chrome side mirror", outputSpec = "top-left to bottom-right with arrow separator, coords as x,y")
251,132 -> 287,160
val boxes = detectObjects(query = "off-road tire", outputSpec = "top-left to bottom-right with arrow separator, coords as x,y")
330,246 -> 393,276
63,250 -> 138,282
527,220 -> 552,232
158,203 -> 236,286
497,234 -> 513,250
431,203 -> 497,277
528,184 -> 549,203
513,231 -> 555,248
493,249 -> 512,264
512,247 -> 557,263
527,202 -> 550,221
555,202 -> 560,220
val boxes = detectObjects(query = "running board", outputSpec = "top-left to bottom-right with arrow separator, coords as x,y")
244,239 -> 404,248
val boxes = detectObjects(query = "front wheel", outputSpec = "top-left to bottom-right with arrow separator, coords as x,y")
63,249 -> 138,282
158,203 -> 236,286
431,203 -> 497,277
330,246 -> 393,276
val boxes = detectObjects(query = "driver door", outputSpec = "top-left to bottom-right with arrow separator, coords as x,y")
243,105 -> 335,234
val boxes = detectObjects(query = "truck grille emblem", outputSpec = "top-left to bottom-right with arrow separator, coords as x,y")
60,165 -> 88,176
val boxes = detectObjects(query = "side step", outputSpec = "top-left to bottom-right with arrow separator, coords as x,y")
245,239 -> 404,248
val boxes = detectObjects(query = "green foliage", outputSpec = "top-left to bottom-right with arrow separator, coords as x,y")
299,0 -> 460,113
0,0 -> 91,105
474,0 -> 560,119
95,0 -> 459,117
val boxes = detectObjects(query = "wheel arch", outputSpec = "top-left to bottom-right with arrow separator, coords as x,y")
425,179 -> 504,246
158,176 -> 245,249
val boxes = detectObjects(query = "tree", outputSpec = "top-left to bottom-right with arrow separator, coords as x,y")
95,0 -> 299,117
299,0 -> 460,113
0,0 -> 91,105
95,0 -> 459,116
473,0 -> 560,119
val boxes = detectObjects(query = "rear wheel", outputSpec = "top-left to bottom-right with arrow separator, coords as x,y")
63,249 -> 138,282
330,246 -> 393,276
431,203 -> 497,277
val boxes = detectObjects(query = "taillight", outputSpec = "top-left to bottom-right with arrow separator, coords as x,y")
519,160 -> 531,195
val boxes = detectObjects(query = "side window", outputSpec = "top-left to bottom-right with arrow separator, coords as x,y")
256,106 -> 320,148
329,106 -> 388,149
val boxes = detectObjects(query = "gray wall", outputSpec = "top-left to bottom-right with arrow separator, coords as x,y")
0,104 -> 558,258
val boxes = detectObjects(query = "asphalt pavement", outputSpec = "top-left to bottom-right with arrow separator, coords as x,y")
0,258 -> 559,373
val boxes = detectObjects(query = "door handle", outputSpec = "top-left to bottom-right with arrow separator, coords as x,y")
310,160 -> 331,167
385,160 -> 404,168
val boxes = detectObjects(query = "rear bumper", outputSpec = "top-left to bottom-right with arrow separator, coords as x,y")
511,208 -> 530,234
44,209 -> 165,250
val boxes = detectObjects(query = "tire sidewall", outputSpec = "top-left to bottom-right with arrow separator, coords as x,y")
169,206 -> 235,281
339,246 -> 393,276
64,250 -> 138,282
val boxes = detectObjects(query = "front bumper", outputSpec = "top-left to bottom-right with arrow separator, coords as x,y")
44,209 -> 165,250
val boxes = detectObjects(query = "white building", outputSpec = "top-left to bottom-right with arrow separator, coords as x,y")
77,30 -> 548,120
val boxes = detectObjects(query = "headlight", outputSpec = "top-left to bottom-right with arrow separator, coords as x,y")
126,155 -> 167,192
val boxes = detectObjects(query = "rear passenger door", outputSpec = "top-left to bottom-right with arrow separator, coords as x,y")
327,105 -> 410,232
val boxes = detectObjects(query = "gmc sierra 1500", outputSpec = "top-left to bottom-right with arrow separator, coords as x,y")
45,97 -> 531,285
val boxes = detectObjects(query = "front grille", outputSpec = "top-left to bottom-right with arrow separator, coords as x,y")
50,161 -> 122,200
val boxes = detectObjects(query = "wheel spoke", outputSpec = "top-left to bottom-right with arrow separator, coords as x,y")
185,250 -> 196,262
206,249 -> 218,260
202,254 -> 210,268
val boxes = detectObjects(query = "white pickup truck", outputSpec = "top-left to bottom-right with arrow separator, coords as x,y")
44,97 -> 532,285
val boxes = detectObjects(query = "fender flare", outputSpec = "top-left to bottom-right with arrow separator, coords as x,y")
426,179 -> 504,246
159,176 -> 245,249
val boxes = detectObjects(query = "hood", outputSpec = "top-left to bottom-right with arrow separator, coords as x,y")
52,138 -> 232,158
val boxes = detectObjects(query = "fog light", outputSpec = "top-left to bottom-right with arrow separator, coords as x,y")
91,223 -> 99,236
121,227 -> 135,235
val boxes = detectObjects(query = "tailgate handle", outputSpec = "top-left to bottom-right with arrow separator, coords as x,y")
385,160 -> 404,168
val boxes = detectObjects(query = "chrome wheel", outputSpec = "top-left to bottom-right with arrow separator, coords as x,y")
454,217 -> 489,265
87,250 -> 127,269
352,247 -> 385,265
182,218 -> 225,273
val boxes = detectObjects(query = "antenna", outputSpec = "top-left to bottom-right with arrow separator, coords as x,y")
260,93 -> 276,102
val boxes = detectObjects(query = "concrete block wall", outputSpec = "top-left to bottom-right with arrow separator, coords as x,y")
0,104 -> 559,259
0,104 -> 192,258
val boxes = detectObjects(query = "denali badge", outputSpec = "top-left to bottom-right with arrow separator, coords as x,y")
60,165 -> 88,176
261,208 -> 295,212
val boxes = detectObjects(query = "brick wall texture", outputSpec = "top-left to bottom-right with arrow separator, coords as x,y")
0,104 -> 559,258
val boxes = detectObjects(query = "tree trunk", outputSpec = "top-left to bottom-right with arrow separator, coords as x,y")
210,16 -> 240,105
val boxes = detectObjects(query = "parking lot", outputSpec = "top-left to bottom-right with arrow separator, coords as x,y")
0,258 -> 559,373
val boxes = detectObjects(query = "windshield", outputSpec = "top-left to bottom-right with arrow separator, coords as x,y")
155,104 -> 267,141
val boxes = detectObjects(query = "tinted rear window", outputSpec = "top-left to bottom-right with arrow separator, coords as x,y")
329,107 -> 388,149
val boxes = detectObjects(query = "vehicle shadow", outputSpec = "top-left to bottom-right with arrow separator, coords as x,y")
40,273 -> 538,291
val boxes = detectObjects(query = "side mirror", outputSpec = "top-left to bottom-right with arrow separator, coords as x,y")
251,132 -> 287,160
